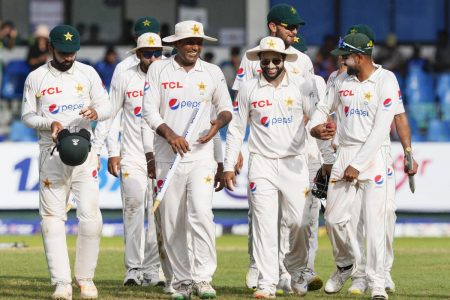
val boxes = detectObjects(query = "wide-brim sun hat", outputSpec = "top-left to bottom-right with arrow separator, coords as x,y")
162,20 -> 217,43
246,36 -> 297,62
127,32 -> 171,53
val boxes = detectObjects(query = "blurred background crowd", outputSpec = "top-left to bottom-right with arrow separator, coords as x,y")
1,0 -> 449,143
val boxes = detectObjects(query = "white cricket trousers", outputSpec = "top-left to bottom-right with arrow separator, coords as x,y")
325,145 -> 388,290
248,153 -> 310,294
156,159 -> 217,289
352,146 -> 396,280
39,149 -> 102,285
120,160 -> 160,276
306,161 -> 322,271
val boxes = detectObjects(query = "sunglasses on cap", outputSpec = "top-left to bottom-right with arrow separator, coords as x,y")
277,22 -> 299,32
337,37 -> 366,54
141,49 -> 163,59
261,58 -> 283,66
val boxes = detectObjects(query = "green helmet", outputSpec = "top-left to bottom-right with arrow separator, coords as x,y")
56,128 -> 91,166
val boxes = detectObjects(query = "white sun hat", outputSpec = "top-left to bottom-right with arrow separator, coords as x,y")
162,20 -> 217,43
246,36 -> 297,62
128,32 -> 171,53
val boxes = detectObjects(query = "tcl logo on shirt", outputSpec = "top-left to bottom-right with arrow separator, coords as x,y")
126,90 -> 144,99
41,87 -> 62,95
251,99 -> 273,108
339,90 -> 355,97
259,115 -> 293,127
162,82 -> 183,89
48,103 -> 84,114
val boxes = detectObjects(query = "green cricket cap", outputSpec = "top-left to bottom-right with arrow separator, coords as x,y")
134,16 -> 160,36
267,4 -> 305,26
346,24 -> 375,43
57,129 -> 91,166
331,33 -> 374,56
49,25 -> 80,53
292,34 -> 307,53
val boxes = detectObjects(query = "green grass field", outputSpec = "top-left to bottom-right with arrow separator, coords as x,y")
0,234 -> 449,299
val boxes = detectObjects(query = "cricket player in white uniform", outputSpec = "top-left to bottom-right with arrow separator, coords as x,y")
92,33 -> 169,287
21,25 -> 111,300
310,32 -> 402,300
231,4 -> 321,291
224,36 -> 333,299
142,20 -> 232,300
329,25 -> 419,296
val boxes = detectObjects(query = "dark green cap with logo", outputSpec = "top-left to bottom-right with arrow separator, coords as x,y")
49,25 -> 80,53
331,33 -> 374,56
292,34 -> 307,53
346,24 -> 375,43
57,129 -> 91,166
267,4 -> 305,26
134,16 -> 160,36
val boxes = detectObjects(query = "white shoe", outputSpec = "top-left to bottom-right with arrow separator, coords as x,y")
291,276 -> 307,296
52,283 -> 72,300
246,266 -> 259,290
123,269 -> 142,286
371,287 -> 388,300
253,289 -> 275,299
163,280 -> 176,294
303,269 -> 323,291
75,279 -> 98,299
171,282 -> 193,300
142,273 -> 164,287
384,272 -> 395,293
348,278 -> 367,295
193,281 -> 216,299
324,265 -> 354,294
276,277 -> 292,295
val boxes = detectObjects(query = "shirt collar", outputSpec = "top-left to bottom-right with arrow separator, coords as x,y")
136,64 -> 146,79
171,55 -> 204,72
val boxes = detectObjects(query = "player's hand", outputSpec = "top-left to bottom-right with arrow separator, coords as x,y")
404,157 -> 419,176
166,132 -> 190,156
310,122 -> 336,140
234,152 -> 244,175
107,156 -> 121,177
198,119 -> 220,144
322,164 -> 333,176
79,106 -> 98,120
343,165 -> 359,182
147,159 -> 156,179
224,171 -> 237,191
214,162 -> 225,192
50,121 -> 64,142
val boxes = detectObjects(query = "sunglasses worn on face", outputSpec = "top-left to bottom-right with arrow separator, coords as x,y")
142,50 -> 162,59
278,23 -> 299,31
337,37 -> 365,54
261,58 -> 283,66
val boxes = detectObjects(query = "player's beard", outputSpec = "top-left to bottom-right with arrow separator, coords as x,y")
51,50 -> 75,72
262,66 -> 284,81
347,66 -> 359,76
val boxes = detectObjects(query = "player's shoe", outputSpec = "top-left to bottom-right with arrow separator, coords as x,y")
303,269 -> 323,291
193,281 -> 216,299
75,279 -> 98,299
246,266 -> 259,290
52,283 -> 72,300
348,278 -> 367,295
384,272 -> 395,294
291,276 -> 307,296
324,265 -> 354,294
171,282 -> 193,300
371,287 -> 388,300
275,276 -> 292,295
142,273 -> 165,287
163,280 -> 176,294
253,289 -> 275,299
123,268 -> 142,286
